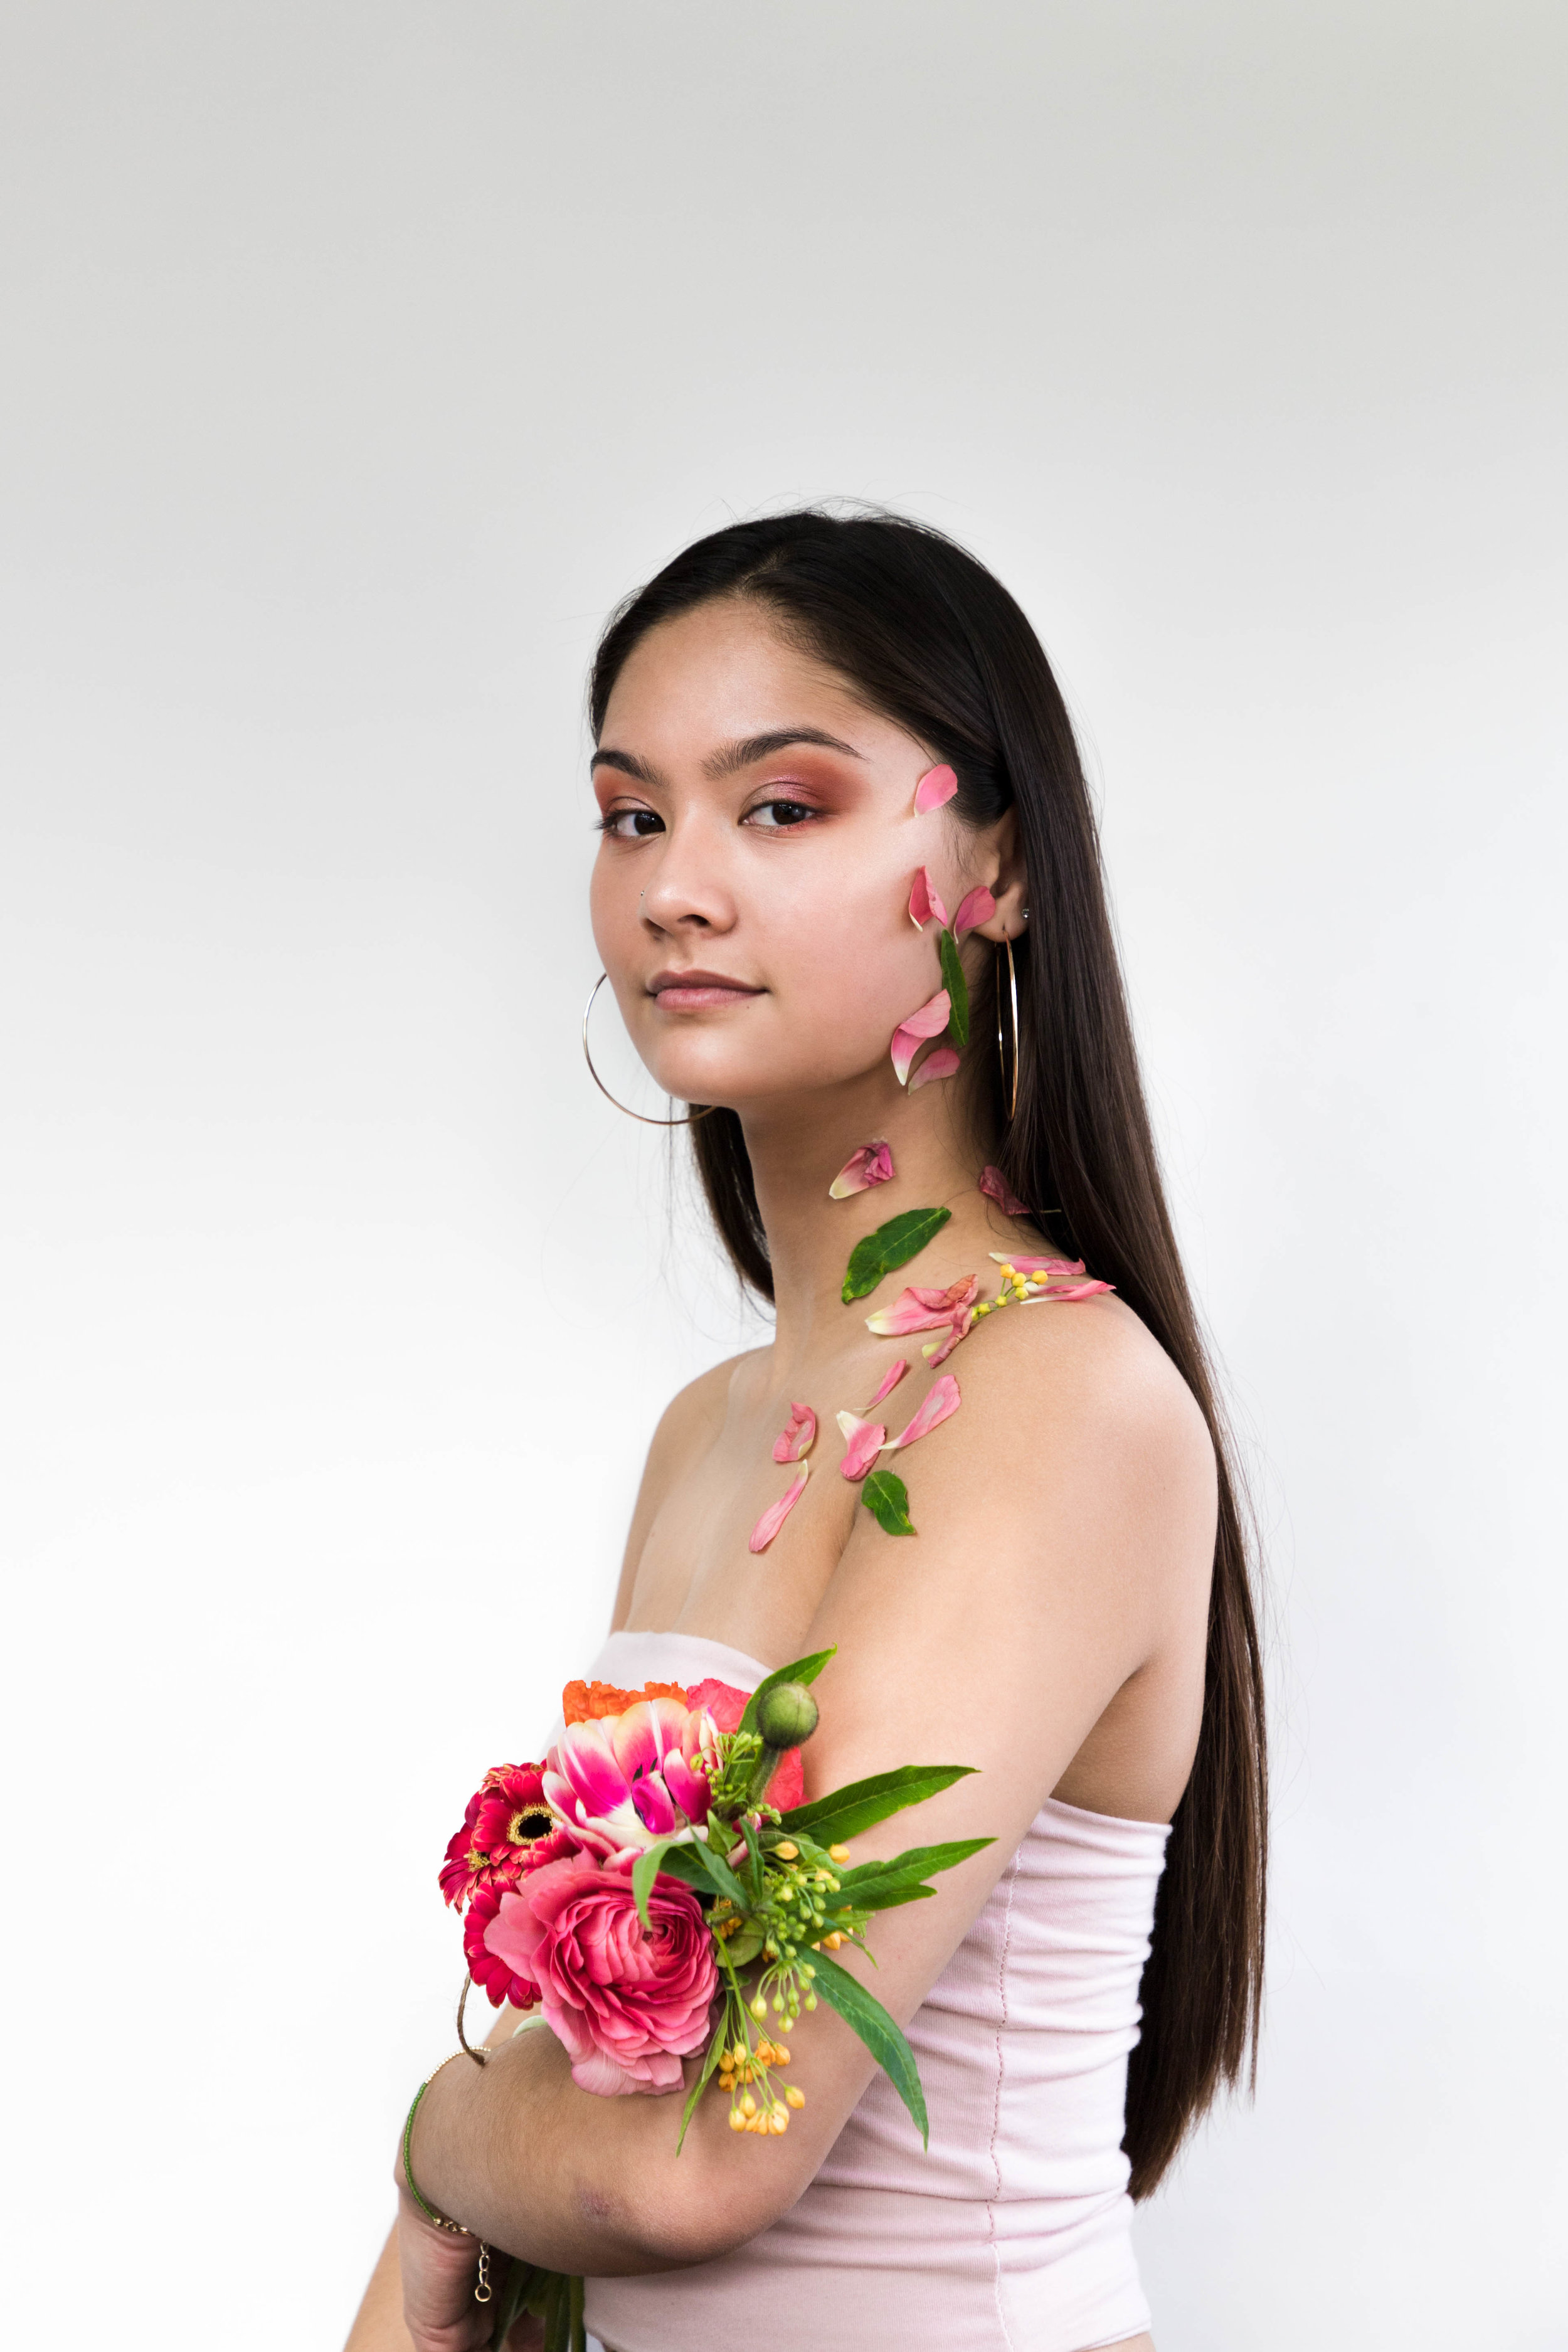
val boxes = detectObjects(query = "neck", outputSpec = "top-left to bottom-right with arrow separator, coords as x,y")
738,1075 -> 987,1370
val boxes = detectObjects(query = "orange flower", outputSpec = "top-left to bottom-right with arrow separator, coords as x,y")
561,1677 -> 689,1727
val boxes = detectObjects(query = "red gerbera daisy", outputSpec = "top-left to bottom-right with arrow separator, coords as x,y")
465,1880 -> 541,2011
438,1761 -> 577,1913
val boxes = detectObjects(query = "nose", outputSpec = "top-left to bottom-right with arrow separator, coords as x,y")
638,813 -> 737,936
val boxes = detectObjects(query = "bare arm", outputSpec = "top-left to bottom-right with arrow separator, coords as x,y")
402,1298 -> 1214,2277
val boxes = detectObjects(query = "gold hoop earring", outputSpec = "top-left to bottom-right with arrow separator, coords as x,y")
995,937 -> 1019,1121
581,972 -> 719,1128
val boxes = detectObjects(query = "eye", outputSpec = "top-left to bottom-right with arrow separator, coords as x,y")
744,797 -> 819,831
598,807 -> 665,839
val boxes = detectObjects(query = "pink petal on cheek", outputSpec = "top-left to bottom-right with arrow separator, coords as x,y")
913,765 -> 960,814
952,885 -> 997,938
866,1357 -> 908,1408
891,990 -> 951,1084
748,1461 -> 810,1554
835,1411 -> 888,1481
908,866 -> 951,930
908,1046 -> 961,1091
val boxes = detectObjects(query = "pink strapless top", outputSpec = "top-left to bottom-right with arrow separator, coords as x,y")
581,1631 -> 1169,2352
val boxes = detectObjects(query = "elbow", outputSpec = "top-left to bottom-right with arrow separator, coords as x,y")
615,2165 -> 796,2272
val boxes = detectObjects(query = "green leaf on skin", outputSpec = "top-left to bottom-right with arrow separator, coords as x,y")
861,1467 -> 916,1535
937,928 -> 970,1048
778,1763 -> 977,1846
840,1207 -> 953,1303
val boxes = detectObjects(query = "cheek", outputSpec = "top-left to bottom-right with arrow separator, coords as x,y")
588,851 -> 637,961
760,868 -> 941,1060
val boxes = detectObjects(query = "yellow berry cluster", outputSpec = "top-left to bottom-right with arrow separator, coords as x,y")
719,2037 -> 807,2134
968,1262 -> 1048,1322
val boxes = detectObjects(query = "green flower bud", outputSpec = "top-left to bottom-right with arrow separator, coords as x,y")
755,1682 -> 820,1751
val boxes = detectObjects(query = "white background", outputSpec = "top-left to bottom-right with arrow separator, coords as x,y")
2,6 -> 1564,2344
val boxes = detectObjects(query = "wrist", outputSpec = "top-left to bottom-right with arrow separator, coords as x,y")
398,2057 -> 481,2242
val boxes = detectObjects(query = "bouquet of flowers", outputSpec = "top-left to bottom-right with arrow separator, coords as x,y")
437,1645 -> 989,2349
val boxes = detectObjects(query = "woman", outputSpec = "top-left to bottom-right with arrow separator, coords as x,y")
348,511 -> 1266,2352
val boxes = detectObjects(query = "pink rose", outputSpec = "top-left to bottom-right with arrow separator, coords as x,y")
484,1855 -> 718,2095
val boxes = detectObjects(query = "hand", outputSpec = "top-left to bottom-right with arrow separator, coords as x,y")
395,2191 -> 495,2352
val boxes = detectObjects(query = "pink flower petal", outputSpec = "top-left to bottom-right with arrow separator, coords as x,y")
920,1313 -> 974,1366
890,989 -> 951,1085
1020,1276 -> 1115,1302
829,1142 -> 894,1199
952,885 -> 996,937
608,1696 -> 689,1786
913,765 -> 959,814
748,1461 -> 809,1554
887,1373 -> 961,1449
908,1046 -> 961,1092
908,866 -> 951,931
865,1276 -> 978,1337
772,1400 -> 817,1462
866,1357 -> 908,1408
551,1720 -> 631,1817
630,1775 -> 679,1835
835,1411 -> 887,1481
979,1165 -> 1030,1217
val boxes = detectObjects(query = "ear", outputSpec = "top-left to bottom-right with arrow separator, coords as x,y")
964,808 -> 1029,942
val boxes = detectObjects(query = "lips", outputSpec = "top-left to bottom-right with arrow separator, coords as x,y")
647,970 -> 765,1010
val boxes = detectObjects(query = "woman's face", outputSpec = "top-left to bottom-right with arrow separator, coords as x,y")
590,598 -> 1002,1118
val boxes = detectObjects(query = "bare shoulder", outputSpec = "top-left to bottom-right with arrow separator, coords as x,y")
643,1346 -> 759,1475
956,1288 -> 1215,1505
839,1287 -> 1219,1668
608,1347 -> 765,1631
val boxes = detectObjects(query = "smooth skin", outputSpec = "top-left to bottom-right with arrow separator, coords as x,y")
346,601 -> 1214,2352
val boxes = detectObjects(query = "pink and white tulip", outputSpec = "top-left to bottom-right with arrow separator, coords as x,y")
541,1695 -> 719,1868
829,1141 -> 895,1199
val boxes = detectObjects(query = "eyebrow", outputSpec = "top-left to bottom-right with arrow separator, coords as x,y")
590,728 -> 865,788
702,728 -> 865,780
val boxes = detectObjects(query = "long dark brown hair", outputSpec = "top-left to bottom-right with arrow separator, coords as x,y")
589,510 -> 1266,2196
